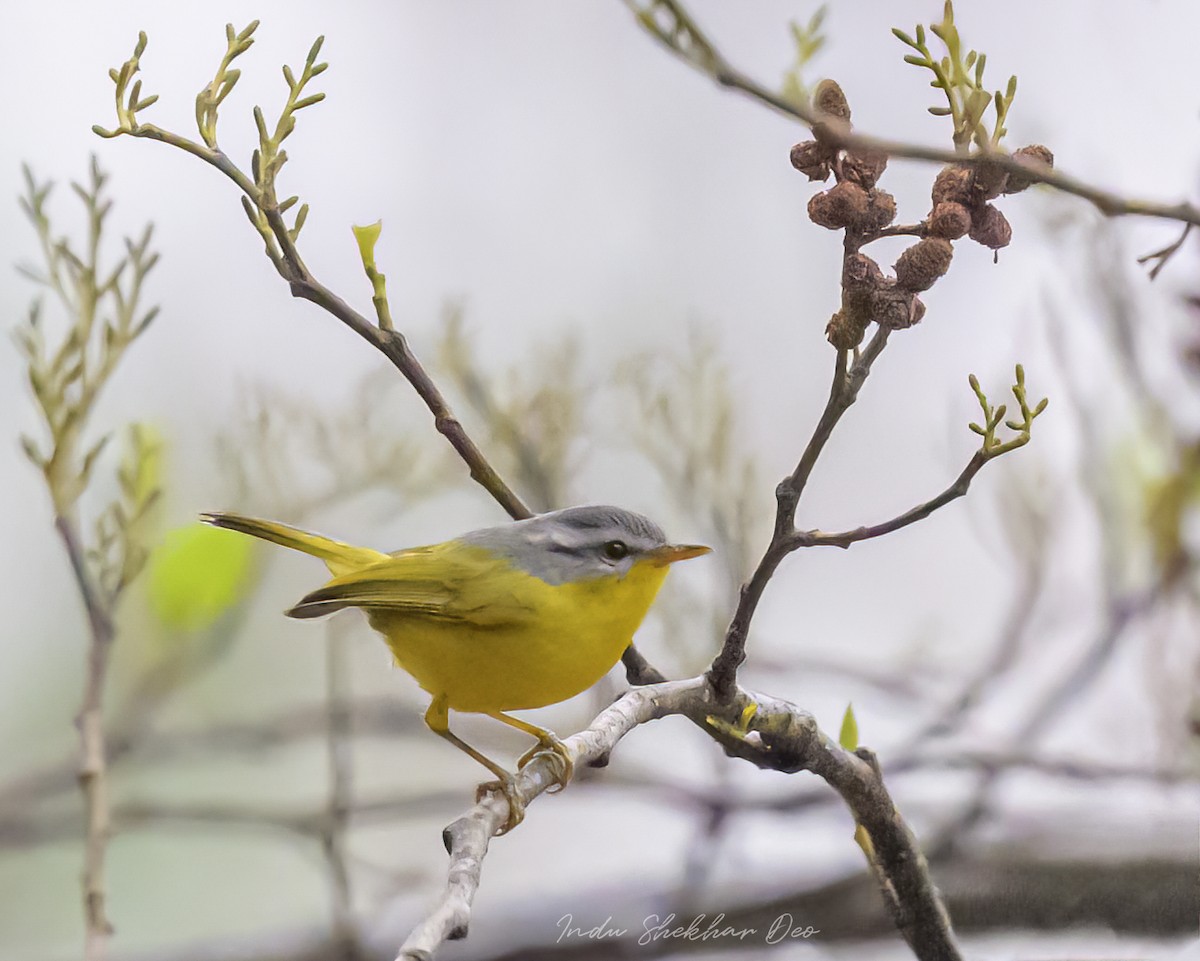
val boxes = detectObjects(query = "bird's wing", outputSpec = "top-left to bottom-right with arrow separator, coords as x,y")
284,541 -> 537,627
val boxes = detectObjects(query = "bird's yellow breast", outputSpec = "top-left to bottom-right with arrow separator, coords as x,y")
368,554 -> 670,712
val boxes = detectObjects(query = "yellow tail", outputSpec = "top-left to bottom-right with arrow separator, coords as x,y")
199,512 -> 388,578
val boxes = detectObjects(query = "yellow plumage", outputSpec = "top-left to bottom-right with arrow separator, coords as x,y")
200,507 -> 706,832
204,513 -> 670,712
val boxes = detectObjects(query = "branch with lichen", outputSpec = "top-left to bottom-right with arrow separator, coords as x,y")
94,23 -> 530,520
400,677 -> 960,961
15,158 -> 160,961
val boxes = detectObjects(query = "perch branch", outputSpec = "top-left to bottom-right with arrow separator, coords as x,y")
398,677 -> 960,961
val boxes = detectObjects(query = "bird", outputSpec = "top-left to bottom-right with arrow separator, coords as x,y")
200,505 -> 710,831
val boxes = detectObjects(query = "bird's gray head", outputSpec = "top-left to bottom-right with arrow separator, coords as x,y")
461,505 -> 708,585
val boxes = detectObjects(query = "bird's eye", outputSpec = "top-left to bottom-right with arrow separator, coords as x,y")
602,540 -> 629,561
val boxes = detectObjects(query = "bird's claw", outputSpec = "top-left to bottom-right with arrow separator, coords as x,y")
517,734 -> 574,793
475,773 -> 526,836
474,735 -> 575,836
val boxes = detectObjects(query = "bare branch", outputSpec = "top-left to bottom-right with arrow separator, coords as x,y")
95,30 -> 531,522
57,517 -> 116,959
399,677 -> 960,961
622,0 -> 1200,229
792,451 -> 987,549
1137,222 -> 1194,279
708,329 -> 889,698
322,619 -> 362,960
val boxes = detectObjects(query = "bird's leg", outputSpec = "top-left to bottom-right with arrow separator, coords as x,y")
486,712 -> 574,793
423,698 -> 524,834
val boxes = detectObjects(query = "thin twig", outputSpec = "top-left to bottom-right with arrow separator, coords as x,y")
19,160 -> 159,961
102,112 -> 531,521
322,618 -> 360,961
790,451 -> 988,549
622,0 -> 1200,229
1137,222 -> 1194,279
57,516 -> 116,960
708,329 -> 889,698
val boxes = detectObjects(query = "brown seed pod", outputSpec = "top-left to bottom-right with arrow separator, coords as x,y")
790,140 -> 832,181
894,238 -> 954,292
969,203 -> 1013,249
932,165 -> 973,207
826,308 -> 868,349
842,149 -> 889,189
812,79 -> 852,145
843,252 -> 883,291
813,79 -> 851,122
860,189 -> 897,232
808,181 -> 870,230
1004,144 -> 1055,194
872,285 -> 926,330
972,160 -> 1009,201
842,253 -> 882,318
928,201 -> 972,240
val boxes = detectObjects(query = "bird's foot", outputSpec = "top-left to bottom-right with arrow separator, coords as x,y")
517,733 -> 574,793
475,773 -> 526,836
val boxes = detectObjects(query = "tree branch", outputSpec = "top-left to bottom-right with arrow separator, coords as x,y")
398,677 -> 960,961
622,0 -> 1200,228
791,450 -> 987,549
322,620 -> 361,960
56,515 -> 116,960
97,43 -> 531,522
707,328 -> 889,699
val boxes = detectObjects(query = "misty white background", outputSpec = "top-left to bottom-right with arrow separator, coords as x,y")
2,2 -> 1199,959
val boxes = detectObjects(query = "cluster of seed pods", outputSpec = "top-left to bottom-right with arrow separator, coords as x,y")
790,80 -> 1053,349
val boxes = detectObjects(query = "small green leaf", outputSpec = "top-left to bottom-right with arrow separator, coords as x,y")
306,36 -> 326,67
353,220 -> 383,268
148,523 -> 255,631
20,435 -> 44,467
293,93 -> 326,111
838,702 -> 859,751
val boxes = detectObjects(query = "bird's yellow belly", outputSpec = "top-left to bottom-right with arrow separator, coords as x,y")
369,560 -> 669,712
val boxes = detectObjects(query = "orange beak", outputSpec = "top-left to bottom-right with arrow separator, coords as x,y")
646,543 -> 712,566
